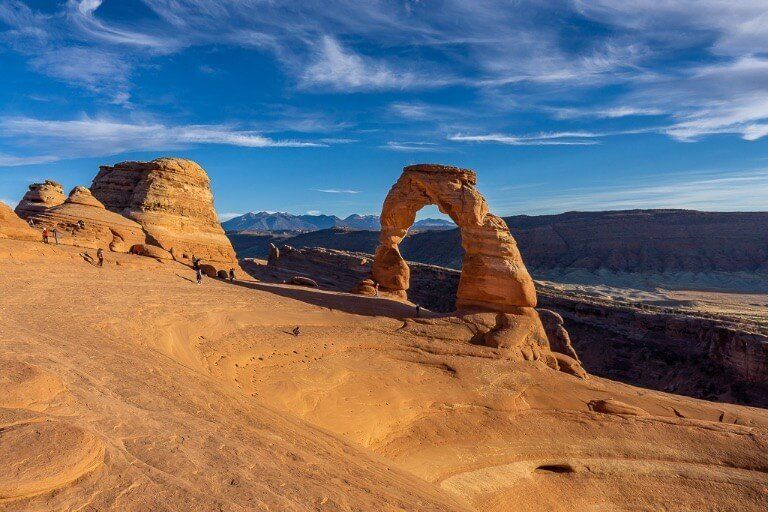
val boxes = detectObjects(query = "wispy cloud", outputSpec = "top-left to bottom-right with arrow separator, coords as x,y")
449,133 -> 601,146
381,141 -> 445,152
299,36 -> 446,91
0,116 -> 329,166
0,153 -> 61,167
314,188 -> 360,194
496,168 -> 768,214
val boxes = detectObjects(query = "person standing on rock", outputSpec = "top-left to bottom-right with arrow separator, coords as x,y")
196,267 -> 203,285
52,228 -> 59,245
42,227 -> 49,244
97,248 -> 104,267
374,281 -> 379,297
229,268 -> 235,282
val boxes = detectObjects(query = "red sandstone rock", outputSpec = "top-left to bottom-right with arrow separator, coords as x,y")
29,187 -> 146,252
0,202 -> 39,241
14,180 -> 66,220
369,164 -> 537,312
91,158 -> 238,265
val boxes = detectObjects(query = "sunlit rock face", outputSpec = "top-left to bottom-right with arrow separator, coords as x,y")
15,180 -> 66,220
28,186 -> 146,252
371,164 -> 537,312
0,201 -> 39,241
91,157 -> 238,265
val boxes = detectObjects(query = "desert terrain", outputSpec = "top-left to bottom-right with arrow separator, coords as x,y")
2,238 -> 768,511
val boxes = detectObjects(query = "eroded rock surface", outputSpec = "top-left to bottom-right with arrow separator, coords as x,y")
0,202 -> 39,241
91,157 -> 238,266
371,164 -> 536,312
30,186 -> 146,252
14,180 -> 66,220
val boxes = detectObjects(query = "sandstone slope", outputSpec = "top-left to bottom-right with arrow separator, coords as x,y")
29,186 -> 145,252
1,238 -> 766,511
0,202 -> 39,241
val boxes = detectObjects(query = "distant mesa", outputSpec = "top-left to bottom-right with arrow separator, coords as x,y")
14,180 -> 66,220
28,185 -> 146,252
92,157 -> 238,265
222,211 -> 454,233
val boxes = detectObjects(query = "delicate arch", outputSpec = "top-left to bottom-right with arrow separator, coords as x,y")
371,164 -> 537,312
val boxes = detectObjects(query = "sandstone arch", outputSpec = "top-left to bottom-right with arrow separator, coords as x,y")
371,164 -> 537,313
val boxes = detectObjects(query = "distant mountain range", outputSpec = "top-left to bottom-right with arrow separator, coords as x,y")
221,211 -> 455,232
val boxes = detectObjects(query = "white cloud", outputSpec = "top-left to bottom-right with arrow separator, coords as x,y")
496,168 -> 768,214
0,116 -> 328,166
381,141 -> 445,152
305,210 -> 322,216
0,153 -> 61,167
300,36 -> 438,91
449,133 -> 601,146
314,189 -> 360,194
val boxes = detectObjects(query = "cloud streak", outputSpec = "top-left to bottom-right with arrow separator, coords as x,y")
314,189 -> 360,194
495,168 -> 768,214
0,116 -> 328,167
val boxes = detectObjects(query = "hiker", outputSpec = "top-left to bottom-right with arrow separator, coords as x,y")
229,268 -> 235,282
52,228 -> 59,245
374,281 -> 379,297
42,227 -> 49,244
96,248 -> 104,267
292,326 -> 301,337
196,267 -> 203,285
415,305 -> 421,317
28,218 -> 35,228
191,255 -> 200,270
77,220 -> 85,230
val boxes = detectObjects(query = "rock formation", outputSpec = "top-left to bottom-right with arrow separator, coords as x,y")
90,158 -> 238,267
0,202 -> 39,241
30,186 -> 146,252
370,164 -> 537,312
14,180 -> 66,219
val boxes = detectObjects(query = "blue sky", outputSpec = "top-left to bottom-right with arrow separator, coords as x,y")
1,0 -> 767,220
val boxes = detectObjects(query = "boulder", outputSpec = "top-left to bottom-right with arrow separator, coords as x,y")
217,269 -> 229,279
0,202 -> 40,241
14,180 -> 66,219
91,158 -> 238,265
130,244 -> 174,260
588,399 -> 649,417
289,276 -> 318,288
368,164 -> 536,312
352,278 -> 378,296
538,309 -> 580,362
28,187 -> 145,252
199,264 -> 218,278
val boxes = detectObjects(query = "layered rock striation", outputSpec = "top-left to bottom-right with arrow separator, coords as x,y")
30,186 -> 146,252
91,158 -> 238,266
14,180 -> 66,220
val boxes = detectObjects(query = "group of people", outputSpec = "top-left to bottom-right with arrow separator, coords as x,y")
191,255 -> 235,285
38,222 -> 104,267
